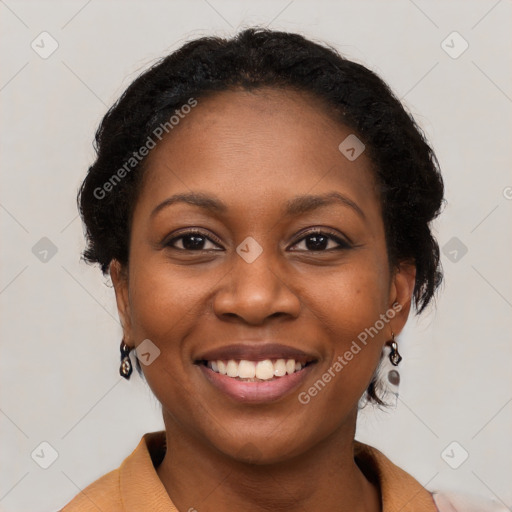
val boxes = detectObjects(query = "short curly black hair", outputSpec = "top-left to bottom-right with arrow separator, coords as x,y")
78,28 -> 444,403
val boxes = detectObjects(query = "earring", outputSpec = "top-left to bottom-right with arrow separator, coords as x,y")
119,339 -> 133,379
386,332 -> 401,394
388,332 -> 402,366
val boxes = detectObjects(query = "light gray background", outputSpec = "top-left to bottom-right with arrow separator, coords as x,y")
1,1 -> 511,511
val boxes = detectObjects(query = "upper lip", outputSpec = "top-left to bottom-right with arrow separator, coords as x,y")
195,343 -> 317,364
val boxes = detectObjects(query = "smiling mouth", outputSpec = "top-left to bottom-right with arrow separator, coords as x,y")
196,358 -> 316,382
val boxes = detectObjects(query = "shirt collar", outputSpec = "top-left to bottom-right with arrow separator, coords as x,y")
119,431 -> 177,511
119,431 -> 438,512
354,441 -> 438,511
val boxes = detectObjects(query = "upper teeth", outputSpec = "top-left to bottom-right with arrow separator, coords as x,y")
208,359 -> 304,380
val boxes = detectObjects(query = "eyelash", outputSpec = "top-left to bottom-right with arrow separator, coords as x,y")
164,228 -> 352,252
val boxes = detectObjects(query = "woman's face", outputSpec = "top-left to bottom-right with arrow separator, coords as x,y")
111,88 -> 415,463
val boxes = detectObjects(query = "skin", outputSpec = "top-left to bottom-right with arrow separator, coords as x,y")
110,87 -> 416,512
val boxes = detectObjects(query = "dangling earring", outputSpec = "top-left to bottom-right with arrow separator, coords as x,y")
386,332 -> 401,394
119,339 -> 133,379
388,332 -> 402,366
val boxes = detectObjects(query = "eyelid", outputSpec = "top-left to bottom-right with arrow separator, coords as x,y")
164,229 -> 224,250
289,228 -> 352,251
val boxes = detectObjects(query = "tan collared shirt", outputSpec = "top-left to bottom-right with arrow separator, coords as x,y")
60,430 -> 439,511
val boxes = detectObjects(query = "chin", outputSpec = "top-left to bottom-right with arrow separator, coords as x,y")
210,428 -> 315,466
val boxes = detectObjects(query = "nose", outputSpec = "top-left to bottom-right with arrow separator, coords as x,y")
212,246 -> 301,325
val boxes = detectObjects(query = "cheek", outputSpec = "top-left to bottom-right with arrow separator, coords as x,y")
304,253 -> 391,396
126,258 -> 210,413
128,257 -> 209,339
126,253 -> 231,401
308,250 -> 391,341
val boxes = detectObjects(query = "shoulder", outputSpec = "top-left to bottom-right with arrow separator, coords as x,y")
354,441 -> 438,511
58,467 -> 122,511
57,431 -> 171,512
355,441 -> 507,512
432,491 -> 509,512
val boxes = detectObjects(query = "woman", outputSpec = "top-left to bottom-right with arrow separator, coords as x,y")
60,28 -> 502,512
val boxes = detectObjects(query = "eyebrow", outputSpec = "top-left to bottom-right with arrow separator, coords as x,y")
150,191 -> 365,220
284,192 -> 365,219
150,192 -> 228,219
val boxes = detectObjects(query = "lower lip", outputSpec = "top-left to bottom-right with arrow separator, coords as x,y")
198,363 -> 315,403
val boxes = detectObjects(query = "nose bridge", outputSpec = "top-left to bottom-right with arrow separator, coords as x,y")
237,243 -> 277,286
233,234 -> 282,298
213,234 -> 300,323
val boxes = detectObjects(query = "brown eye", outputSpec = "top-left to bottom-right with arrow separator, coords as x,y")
290,230 -> 351,252
165,230 -> 223,251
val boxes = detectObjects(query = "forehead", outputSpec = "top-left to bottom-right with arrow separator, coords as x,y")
135,87 -> 380,218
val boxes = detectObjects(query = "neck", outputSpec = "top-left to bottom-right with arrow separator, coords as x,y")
156,410 -> 380,512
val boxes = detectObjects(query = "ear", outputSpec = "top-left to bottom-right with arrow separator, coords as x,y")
388,261 -> 416,336
110,259 -> 133,345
